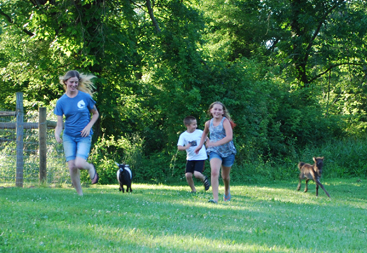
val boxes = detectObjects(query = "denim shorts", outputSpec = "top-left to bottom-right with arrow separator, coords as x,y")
209,152 -> 235,167
63,133 -> 92,162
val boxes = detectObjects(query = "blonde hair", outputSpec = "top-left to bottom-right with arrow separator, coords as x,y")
208,101 -> 236,128
59,70 -> 96,96
208,101 -> 231,119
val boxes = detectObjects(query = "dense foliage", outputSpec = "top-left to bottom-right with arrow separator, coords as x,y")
1,0 -> 367,183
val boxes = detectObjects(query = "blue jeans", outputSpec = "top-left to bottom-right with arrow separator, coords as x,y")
209,152 -> 235,167
63,133 -> 92,162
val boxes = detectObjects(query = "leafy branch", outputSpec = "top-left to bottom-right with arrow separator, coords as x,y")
0,8 -> 34,36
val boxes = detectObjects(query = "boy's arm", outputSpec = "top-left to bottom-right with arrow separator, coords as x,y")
177,143 -> 192,151
177,133 -> 192,151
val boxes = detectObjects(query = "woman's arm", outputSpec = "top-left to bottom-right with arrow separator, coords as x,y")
206,118 -> 233,148
55,115 -> 63,143
81,105 -> 99,137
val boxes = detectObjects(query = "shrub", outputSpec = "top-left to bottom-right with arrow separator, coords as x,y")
83,134 -> 145,184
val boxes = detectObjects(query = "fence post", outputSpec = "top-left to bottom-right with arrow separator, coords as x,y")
39,107 -> 47,183
16,92 -> 24,187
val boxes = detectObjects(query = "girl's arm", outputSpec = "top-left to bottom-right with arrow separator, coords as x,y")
81,105 -> 99,137
194,121 -> 210,154
55,115 -> 63,143
206,118 -> 233,148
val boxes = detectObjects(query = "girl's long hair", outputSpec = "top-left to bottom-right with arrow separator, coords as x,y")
208,101 -> 236,128
59,70 -> 96,96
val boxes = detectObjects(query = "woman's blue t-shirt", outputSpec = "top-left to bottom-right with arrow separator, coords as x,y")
54,91 -> 96,137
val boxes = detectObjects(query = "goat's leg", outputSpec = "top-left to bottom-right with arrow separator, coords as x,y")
316,183 -> 319,196
297,177 -> 302,191
316,179 -> 331,198
304,179 -> 309,192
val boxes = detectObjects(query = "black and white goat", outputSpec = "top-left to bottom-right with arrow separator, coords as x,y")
116,162 -> 133,193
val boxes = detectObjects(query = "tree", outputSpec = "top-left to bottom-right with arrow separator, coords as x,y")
0,0 -> 210,154
198,0 -> 367,87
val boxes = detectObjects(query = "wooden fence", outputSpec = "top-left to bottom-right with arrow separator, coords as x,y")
0,92 -> 57,187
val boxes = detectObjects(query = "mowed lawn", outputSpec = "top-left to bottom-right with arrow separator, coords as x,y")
0,178 -> 366,252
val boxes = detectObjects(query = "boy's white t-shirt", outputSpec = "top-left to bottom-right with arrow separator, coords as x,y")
177,129 -> 208,161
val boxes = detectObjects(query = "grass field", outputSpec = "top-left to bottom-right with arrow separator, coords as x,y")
1,178 -> 366,252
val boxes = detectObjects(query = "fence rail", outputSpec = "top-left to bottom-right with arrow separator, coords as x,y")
0,111 -> 16,116
0,121 -> 57,129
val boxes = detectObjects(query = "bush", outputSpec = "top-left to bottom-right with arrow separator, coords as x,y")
83,134 -> 145,184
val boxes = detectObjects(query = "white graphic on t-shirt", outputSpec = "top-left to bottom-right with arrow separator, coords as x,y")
77,100 -> 86,109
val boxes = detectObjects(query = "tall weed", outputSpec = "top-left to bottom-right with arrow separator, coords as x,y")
300,138 -> 367,178
86,134 -> 145,184
230,137 -> 367,184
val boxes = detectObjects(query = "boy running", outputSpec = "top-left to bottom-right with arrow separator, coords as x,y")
177,116 -> 210,192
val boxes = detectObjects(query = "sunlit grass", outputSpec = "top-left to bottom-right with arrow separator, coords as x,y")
0,178 -> 366,252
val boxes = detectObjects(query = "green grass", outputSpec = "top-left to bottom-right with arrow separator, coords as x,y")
1,179 -> 366,252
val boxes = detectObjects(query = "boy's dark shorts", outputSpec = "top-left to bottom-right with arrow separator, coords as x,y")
185,160 -> 205,174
